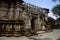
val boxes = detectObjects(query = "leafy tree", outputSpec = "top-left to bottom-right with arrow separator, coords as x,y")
52,4 -> 60,17
56,18 -> 60,22
48,17 -> 55,22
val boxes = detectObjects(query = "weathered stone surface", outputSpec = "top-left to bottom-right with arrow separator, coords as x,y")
0,0 -> 49,36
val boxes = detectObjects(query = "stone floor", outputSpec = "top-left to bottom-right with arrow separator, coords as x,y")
30,29 -> 60,40
0,29 -> 60,40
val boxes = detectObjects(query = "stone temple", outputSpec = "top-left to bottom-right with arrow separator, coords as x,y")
0,0 -> 49,36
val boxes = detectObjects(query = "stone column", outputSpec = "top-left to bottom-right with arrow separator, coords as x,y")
24,15 -> 31,36
38,15 -> 42,30
14,2 -> 20,20
34,15 -> 41,32
6,24 -> 12,33
21,5 -> 31,35
45,14 -> 48,21
24,18 -> 31,30
2,24 -> 4,32
23,10 -> 31,30
8,2 -> 14,20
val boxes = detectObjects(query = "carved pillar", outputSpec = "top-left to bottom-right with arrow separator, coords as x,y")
22,15 -> 31,36
37,15 -> 42,30
14,24 -> 21,32
0,1 -> 9,20
1,24 -> 4,35
6,24 -> 12,32
6,24 -> 12,36
24,18 -> 31,35
24,17 -> 31,30
8,3 -> 13,20
14,2 -> 20,20
34,15 -> 40,31
45,14 -> 48,21
23,9 -> 31,30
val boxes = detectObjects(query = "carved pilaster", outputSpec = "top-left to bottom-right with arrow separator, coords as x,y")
24,18 -> 31,30
8,2 -> 14,20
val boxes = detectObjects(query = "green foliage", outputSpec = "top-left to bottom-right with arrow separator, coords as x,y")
48,17 -> 55,22
56,18 -> 60,22
52,4 -> 60,16
55,18 -> 60,24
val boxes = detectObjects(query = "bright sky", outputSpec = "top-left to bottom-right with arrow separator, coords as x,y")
23,0 -> 60,19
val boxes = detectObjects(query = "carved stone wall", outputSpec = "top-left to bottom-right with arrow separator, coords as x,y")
0,0 -> 49,36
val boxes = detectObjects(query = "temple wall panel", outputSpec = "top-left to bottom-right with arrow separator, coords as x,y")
6,24 -> 12,31
0,0 -> 49,36
14,24 -> 21,31
24,18 -> 31,29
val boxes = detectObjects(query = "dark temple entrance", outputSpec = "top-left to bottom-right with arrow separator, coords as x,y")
31,18 -> 35,31
31,14 -> 38,31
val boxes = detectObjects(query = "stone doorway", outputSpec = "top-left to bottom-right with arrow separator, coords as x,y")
31,14 -> 38,32
31,18 -> 35,31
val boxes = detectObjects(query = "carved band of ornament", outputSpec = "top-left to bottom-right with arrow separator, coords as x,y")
0,5 -> 8,8
1,24 -> 23,31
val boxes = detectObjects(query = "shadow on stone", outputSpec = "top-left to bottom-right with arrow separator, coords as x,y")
57,37 -> 60,40
33,38 -> 52,40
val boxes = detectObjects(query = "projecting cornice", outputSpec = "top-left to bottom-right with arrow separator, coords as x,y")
42,8 -> 49,13
24,2 -> 49,14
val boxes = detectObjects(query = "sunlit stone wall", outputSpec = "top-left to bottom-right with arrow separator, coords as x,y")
0,0 -> 49,35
